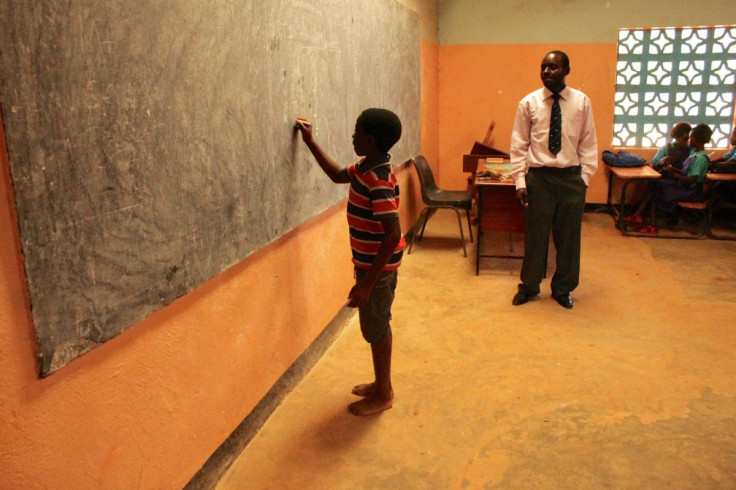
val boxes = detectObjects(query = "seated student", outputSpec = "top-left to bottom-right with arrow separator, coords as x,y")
710,126 -> 736,164
710,126 -> 736,205
652,121 -> 693,171
636,123 -> 712,234
625,121 -> 692,224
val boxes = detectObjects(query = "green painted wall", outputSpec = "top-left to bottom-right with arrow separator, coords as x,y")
399,0 -> 440,42
439,0 -> 736,45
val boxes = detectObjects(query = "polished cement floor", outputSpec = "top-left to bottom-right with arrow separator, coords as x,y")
216,211 -> 736,489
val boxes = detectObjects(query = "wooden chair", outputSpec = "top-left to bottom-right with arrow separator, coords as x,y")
408,155 -> 473,257
677,200 -> 709,238
705,175 -> 736,240
677,175 -> 736,240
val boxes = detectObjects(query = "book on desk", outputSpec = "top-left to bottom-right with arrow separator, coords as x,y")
463,141 -> 510,173
462,121 -> 511,182
476,158 -> 513,182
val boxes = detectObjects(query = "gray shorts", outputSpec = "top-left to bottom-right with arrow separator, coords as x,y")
355,268 -> 398,343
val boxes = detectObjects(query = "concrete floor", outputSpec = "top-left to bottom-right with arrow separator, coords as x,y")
216,211 -> 736,489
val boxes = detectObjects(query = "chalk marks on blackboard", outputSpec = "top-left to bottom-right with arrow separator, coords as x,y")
0,0 -> 420,376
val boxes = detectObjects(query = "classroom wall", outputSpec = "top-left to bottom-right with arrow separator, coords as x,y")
0,1 -> 438,488
10,1 -> 733,485
435,0 -> 736,203
438,42 -> 615,202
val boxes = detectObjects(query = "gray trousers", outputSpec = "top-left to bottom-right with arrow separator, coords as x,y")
520,166 -> 586,297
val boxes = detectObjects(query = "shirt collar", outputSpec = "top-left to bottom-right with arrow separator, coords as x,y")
543,86 -> 569,100
359,153 -> 392,172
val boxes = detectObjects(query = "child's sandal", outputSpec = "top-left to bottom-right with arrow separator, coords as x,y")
635,225 -> 658,234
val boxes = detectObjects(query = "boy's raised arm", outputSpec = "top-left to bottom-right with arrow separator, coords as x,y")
295,117 -> 350,183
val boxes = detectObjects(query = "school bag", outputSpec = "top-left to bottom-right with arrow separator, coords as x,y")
709,161 -> 736,174
601,150 -> 646,167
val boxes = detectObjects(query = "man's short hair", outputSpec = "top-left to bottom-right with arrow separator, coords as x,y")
356,108 -> 402,153
547,50 -> 570,70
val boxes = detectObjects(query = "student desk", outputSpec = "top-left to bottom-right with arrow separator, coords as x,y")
474,175 -> 524,275
605,163 -> 661,235
706,173 -> 736,240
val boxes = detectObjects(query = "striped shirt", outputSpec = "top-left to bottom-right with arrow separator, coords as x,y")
346,158 -> 405,271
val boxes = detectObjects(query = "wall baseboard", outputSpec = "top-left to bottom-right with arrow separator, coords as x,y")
184,306 -> 356,490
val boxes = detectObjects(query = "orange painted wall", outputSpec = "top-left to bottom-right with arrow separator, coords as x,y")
0,109 -> 353,486
395,38 -> 440,232
0,29 -> 436,490
438,43 -> 620,204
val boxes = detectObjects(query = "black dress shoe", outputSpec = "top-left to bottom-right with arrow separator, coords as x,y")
554,294 -> 573,309
512,290 -> 530,306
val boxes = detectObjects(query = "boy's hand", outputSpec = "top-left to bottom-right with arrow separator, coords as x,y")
294,116 -> 350,183
347,279 -> 372,308
295,117 -> 313,143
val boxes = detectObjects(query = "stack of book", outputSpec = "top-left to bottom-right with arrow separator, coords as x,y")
476,158 -> 512,182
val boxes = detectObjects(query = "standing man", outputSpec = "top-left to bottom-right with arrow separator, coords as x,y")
510,51 -> 598,309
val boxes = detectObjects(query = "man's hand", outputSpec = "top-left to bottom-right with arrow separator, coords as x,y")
516,187 -> 529,208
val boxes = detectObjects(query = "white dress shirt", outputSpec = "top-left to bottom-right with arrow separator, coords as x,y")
510,86 -> 598,188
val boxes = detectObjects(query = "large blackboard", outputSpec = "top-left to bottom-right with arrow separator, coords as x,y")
0,0 -> 420,376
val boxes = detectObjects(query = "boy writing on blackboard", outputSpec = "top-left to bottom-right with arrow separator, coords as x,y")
295,109 -> 404,416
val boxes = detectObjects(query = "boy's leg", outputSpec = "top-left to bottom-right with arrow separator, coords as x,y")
348,332 -> 393,416
351,353 -> 394,399
349,269 -> 397,416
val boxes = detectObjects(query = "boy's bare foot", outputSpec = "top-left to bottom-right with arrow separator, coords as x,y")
347,394 -> 393,416
351,382 -> 394,399
351,383 -> 373,396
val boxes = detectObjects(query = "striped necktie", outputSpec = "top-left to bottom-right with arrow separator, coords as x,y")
548,93 -> 562,155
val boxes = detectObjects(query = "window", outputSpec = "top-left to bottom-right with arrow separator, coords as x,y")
613,25 -> 736,148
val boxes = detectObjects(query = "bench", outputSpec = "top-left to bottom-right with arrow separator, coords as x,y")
677,200 -> 709,238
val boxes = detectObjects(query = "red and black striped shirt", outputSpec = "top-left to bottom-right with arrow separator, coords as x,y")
346,158 -> 405,270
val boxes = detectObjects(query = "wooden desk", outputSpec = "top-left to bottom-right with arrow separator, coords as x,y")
706,173 -> 736,240
474,175 -> 524,275
605,164 -> 661,234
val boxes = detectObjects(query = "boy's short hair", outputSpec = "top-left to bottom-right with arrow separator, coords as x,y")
691,123 -> 713,144
356,108 -> 402,153
670,122 -> 692,139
